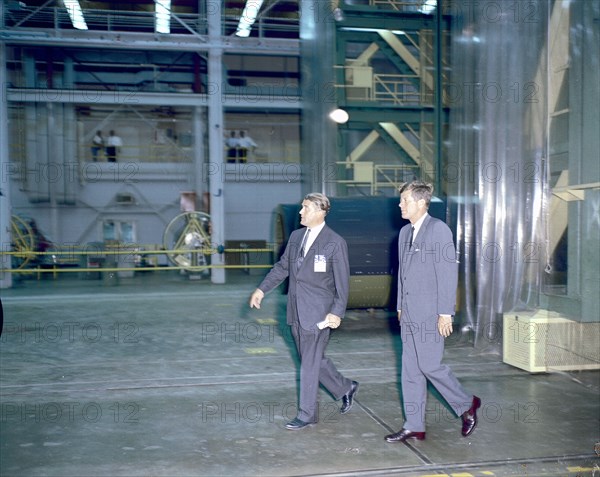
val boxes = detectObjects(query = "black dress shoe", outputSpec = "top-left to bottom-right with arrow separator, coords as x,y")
385,428 -> 426,443
461,395 -> 481,437
285,418 -> 314,430
340,381 -> 359,414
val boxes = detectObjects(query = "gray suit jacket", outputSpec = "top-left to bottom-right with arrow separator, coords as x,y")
397,214 -> 458,320
259,224 -> 350,331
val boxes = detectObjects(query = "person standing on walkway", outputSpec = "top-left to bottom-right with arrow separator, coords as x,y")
249,192 -> 359,430
91,131 -> 104,162
237,130 -> 257,163
106,130 -> 123,162
385,180 -> 481,443
225,130 -> 239,163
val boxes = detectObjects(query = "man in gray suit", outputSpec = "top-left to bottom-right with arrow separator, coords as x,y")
249,192 -> 359,430
385,181 -> 481,443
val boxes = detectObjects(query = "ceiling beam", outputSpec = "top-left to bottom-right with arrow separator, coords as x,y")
7,88 -> 302,109
1,30 -> 300,55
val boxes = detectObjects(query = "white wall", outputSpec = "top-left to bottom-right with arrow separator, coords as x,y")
9,162 -> 302,252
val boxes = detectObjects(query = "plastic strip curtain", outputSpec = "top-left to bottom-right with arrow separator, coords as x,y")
447,0 -> 550,352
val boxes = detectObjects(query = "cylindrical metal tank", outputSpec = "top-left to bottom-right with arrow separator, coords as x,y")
272,196 -> 448,309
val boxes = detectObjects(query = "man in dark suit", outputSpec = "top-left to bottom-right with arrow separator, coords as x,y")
385,181 -> 481,443
249,192 -> 359,430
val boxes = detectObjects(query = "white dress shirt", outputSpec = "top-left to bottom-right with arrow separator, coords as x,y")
303,221 -> 326,255
410,212 -> 428,247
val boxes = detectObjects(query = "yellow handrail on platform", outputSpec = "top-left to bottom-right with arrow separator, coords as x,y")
0,247 -> 275,274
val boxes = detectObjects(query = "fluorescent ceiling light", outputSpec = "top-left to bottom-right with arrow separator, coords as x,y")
155,0 -> 171,34
235,0 -> 264,38
420,0 -> 437,14
62,0 -> 88,30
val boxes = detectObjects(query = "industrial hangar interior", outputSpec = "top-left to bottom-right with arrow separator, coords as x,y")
0,0 -> 599,476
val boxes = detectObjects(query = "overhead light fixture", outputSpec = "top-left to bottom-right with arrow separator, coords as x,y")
329,109 -> 349,124
155,0 -> 172,34
62,0 -> 88,30
420,0 -> 437,14
235,0 -> 264,38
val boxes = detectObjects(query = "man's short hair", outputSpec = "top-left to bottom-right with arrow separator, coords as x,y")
399,181 -> 434,207
304,192 -> 331,215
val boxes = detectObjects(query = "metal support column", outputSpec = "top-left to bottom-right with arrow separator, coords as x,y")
207,2 -> 225,284
193,106 -> 205,208
0,42 -> 13,288
434,0 -> 443,195
300,0 -> 338,197
47,102 -> 60,243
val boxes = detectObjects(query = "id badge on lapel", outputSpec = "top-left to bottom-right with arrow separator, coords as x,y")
314,255 -> 326,272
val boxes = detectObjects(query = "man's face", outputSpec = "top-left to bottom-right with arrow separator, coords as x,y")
299,200 -> 325,228
399,190 -> 424,224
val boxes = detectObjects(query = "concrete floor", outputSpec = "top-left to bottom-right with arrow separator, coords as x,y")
1,271 -> 599,477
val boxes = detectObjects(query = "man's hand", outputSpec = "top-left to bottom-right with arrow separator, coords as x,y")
249,289 -> 265,309
318,313 -> 341,329
438,314 -> 453,338
397,311 -> 402,323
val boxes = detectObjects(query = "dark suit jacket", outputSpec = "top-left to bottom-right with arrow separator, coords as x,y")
397,214 -> 458,320
258,224 -> 350,331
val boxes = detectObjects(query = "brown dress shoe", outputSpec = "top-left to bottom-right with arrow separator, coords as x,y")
461,395 -> 481,437
385,428 -> 426,442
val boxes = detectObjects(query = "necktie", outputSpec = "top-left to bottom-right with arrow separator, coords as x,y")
297,229 -> 310,268
409,226 -> 415,248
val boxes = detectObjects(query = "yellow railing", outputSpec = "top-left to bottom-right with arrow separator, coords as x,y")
335,162 -> 420,194
0,247 -> 275,275
373,73 -> 423,105
374,164 -> 420,193
335,68 -> 431,105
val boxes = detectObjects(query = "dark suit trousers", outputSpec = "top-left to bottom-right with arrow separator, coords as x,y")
291,323 -> 352,423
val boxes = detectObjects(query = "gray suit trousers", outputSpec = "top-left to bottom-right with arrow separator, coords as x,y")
291,323 -> 352,423
401,314 -> 472,432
